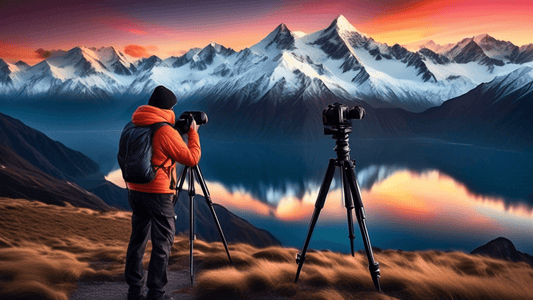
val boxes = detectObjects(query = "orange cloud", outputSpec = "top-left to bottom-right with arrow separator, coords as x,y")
34,48 -> 64,59
124,45 -> 150,57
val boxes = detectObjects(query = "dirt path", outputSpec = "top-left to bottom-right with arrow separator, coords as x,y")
70,270 -> 195,300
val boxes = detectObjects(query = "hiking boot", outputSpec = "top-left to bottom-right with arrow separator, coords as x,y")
127,294 -> 146,300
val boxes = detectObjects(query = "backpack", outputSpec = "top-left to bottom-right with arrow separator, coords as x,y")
117,121 -> 171,184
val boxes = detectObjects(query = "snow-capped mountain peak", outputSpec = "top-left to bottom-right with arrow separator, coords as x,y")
167,48 -> 202,68
473,34 -> 490,43
14,61 -> 30,70
418,40 -> 456,54
136,55 -> 163,71
422,40 -> 438,49
92,46 -> 137,75
97,46 -> 133,65
44,46 -> 108,76
250,23 -> 297,56
473,34 -> 519,63
330,15 -> 359,34
0,59 -> 17,74
0,59 -> 15,87
190,42 -> 235,70
445,38 -> 476,59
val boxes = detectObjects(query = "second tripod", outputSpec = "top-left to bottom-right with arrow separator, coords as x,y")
294,126 -> 381,291
175,164 -> 233,285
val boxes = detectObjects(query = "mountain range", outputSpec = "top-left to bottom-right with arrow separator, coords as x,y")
419,34 -> 533,65
0,15 -> 531,149
0,15 -> 532,114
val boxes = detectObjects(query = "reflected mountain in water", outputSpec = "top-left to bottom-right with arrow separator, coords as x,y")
197,137 -> 533,211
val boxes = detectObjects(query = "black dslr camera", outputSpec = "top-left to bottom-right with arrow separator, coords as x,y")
174,111 -> 208,134
322,103 -> 365,127
323,103 -> 365,135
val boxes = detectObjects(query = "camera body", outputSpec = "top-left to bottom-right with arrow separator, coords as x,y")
174,111 -> 208,134
322,103 -> 365,128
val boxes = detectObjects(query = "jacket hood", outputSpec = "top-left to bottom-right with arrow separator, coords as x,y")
132,105 -> 176,126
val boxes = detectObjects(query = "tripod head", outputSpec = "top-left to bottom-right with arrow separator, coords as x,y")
324,125 -> 353,162
322,103 -> 365,162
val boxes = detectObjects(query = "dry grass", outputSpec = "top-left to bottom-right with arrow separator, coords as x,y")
193,245 -> 533,300
0,198 -> 134,300
1,197 -> 533,300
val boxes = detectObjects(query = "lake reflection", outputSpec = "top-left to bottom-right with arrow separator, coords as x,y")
190,137 -> 533,253
197,138 -> 533,208
55,128 -> 532,254
7,106 -> 531,254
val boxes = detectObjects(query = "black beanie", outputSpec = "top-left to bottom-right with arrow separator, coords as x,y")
148,85 -> 177,109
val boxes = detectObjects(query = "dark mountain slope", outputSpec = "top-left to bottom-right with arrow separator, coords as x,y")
471,237 -> 533,267
0,112 -> 128,209
0,112 -> 100,180
413,67 -> 533,151
0,144 -> 109,210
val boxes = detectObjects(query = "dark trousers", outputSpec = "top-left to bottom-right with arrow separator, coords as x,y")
125,190 -> 176,299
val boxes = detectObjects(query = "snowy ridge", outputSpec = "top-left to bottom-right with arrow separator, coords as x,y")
417,35 -> 533,66
479,66 -> 533,98
1,16 -> 532,112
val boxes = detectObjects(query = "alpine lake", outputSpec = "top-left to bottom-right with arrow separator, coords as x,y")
40,121 -> 533,254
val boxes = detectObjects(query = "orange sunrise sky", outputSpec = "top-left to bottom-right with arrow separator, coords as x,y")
1,0 -> 532,65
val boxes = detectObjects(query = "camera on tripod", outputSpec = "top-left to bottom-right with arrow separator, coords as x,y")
295,102 -> 381,291
322,103 -> 365,132
175,111 -> 208,134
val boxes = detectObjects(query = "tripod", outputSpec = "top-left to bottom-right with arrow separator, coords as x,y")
175,164 -> 233,285
294,125 -> 381,292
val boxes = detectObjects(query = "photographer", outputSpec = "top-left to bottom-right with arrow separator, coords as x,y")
124,85 -> 200,300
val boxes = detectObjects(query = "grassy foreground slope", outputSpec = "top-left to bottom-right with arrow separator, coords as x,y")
0,198 -> 532,300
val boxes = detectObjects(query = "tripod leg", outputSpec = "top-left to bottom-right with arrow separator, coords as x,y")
341,162 -> 356,257
345,162 -> 381,292
175,166 -> 189,200
192,165 -> 233,265
295,159 -> 336,283
188,168 -> 195,285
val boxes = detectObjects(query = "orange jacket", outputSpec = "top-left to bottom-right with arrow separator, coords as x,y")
127,105 -> 201,194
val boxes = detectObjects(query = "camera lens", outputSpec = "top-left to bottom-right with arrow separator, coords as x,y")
183,111 -> 208,125
347,106 -> 365,120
